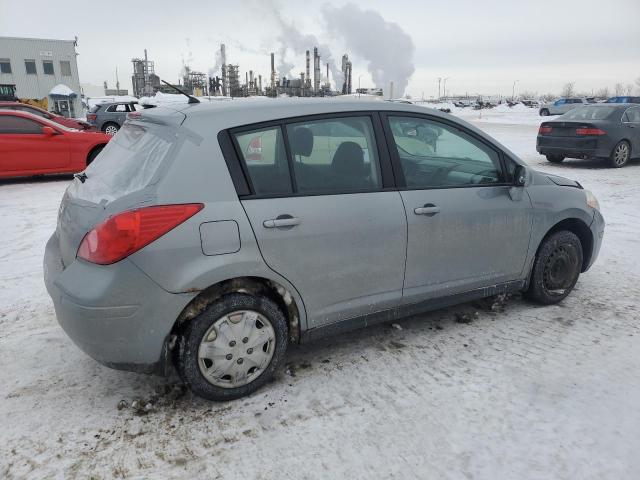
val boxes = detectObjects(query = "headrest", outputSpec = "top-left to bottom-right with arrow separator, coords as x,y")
331,141 -> 366,176
289,127 -> 313,157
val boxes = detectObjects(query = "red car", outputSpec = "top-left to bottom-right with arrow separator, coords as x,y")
0,101 -> 91,130
0,110 -> 111,179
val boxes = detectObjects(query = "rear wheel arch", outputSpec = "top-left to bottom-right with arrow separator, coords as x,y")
86,144 -> 106,165
171,276 -> 302,345
535,218 -> 593,273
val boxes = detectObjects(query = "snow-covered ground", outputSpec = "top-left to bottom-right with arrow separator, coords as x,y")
1,108 -> 639,479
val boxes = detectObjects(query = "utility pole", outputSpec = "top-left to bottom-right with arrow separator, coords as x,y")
437,77 -> 441,100
442,77 -> 450,100
512,80 -> 519,101
358,74 -> 363,98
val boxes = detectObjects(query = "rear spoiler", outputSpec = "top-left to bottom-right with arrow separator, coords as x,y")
126,106 -> 186,127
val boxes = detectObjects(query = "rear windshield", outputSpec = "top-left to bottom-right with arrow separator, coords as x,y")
71,122 -> 175,202
562,106 -> 617,121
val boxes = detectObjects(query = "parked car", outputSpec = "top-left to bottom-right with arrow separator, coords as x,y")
539,97 -> 594,116
87,101 -> 142,135
520,99 -> 540,108
0,101 -> 91,130
44,99 -> 604,401
0,110 -> 110,179
604,96 -> 640,104
537,104 -> 640,167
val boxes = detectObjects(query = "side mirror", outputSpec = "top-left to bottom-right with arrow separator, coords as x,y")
514,165 -> 527,186
41,126 -> 57,136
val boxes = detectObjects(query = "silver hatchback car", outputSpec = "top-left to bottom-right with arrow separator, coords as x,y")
44,99 -> 605,401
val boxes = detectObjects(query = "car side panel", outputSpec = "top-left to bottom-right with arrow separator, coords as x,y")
124,134 -> 309,331
524,171 -> 596,274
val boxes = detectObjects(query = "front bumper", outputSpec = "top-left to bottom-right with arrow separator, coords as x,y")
44,234 -> 195,374
585,209 -> 605,271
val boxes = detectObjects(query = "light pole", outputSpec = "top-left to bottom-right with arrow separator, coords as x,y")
442,77 -> 450,101
512,80 -> 519,101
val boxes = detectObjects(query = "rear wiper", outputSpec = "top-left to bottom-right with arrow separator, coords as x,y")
74,172 -> 87,183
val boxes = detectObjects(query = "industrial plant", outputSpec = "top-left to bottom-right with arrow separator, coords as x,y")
127,44 -> 357,99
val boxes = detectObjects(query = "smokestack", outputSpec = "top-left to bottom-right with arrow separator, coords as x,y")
305,50 -> 311,92
258,75 -> 262,93
221,44 -> 227,97
389,81 -> 394,100
313,47 -> 321,94
270,52 -> 276,93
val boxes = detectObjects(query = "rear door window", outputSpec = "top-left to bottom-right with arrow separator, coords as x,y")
233,127 -> 293,196
0,115 -> 42,134
625,107 -> 640,123
285,116 -> 382,194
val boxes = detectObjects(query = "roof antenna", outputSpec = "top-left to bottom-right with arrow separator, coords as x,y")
160,80 -> 200,104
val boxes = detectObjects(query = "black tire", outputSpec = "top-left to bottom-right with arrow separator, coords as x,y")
540,109 -> 550,116
87,145 -> 105,165
526,230 -> 583,305
609,140 -> 630,168
545,154 -> 565,163
102,122 -> 120,136
176,293 -> 288,401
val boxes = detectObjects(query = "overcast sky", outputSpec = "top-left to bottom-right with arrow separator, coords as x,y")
1,0 -> 638,98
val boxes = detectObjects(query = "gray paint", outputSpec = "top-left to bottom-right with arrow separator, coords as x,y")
43,98 -> 605,373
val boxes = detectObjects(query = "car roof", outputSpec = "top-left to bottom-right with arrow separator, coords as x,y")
0,101 -> 45,109
580,103 -> 632,109
154,97 -> 456,128
0,109 -> 66,126
135,97 -> 526,165
98,101 -> 137,106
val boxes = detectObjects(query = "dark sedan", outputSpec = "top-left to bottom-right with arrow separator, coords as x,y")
537,104 -> 640,167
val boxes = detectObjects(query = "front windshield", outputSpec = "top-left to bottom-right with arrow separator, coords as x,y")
562,106 -> 616,121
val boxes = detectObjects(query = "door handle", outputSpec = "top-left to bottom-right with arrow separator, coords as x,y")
414,204 -> 440,216
263,216 -> 301,228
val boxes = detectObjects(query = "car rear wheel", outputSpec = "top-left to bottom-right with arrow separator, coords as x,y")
102,123 -> 119,136
176,293 -> 288,401
545,154 -> 565,163
526,230 -> 583,305
540,109 -> 550,116
609,140 -> 630,168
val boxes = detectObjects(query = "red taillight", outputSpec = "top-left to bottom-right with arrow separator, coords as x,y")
77,204 -> 203,265
538,125 -> 553,135
576,127 -> 606,136
87,114 -> 97,121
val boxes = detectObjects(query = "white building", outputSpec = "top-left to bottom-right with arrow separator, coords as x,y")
0,36 -> 82,118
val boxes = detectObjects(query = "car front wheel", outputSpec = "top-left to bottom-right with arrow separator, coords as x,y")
540,109 -> 550,116
526,230 -> 583,305
176,293 -> 288,401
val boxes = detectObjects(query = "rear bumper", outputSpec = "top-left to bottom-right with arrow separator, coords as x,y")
536,136 -> 611,159
44,234 -> 195,374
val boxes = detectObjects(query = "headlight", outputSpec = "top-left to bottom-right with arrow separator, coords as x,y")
585,190 -> 600,210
